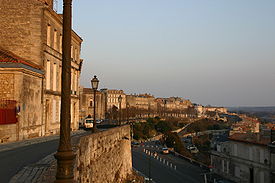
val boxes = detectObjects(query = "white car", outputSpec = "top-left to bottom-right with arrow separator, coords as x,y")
84,118 -> 93,129
162,147 -> 169,154
189,146 -> 199,154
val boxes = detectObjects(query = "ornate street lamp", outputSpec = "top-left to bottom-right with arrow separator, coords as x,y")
91,75 -> 99,132
54,0 -> 75,182
126,102 -> 129,123
118,95 -> 122,125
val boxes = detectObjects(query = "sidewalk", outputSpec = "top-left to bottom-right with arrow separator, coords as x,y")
9,152 -> 56,183
0,130 -> 86,153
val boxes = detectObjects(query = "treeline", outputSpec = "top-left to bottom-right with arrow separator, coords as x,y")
133,117 -> 192,157
185,118 -> 229,133
133,117 -> 182,140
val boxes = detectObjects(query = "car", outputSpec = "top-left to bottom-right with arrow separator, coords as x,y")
162,147 -> 169,154
189,146 -> 199,154
144,177 -> 153,182
83,118 -> 93,129
131,142 -> 140,147
96,119 -> 103,124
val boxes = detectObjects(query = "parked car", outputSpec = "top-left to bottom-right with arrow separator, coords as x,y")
131,142 -> 140,147
189,146 -> 199,154
96,119 -> 103,124
84,118 -> 93,129
162,147 -> 169,154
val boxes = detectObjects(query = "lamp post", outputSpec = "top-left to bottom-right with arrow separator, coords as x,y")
126,102 -> 129,123
91,75 -> 99,133
148,153 -> 152,183
118,95 -> 122,125
54,0 -> 75,182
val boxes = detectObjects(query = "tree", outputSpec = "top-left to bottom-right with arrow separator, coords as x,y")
156,121 -> 173,133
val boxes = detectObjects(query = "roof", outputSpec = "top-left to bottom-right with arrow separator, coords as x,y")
0,47 -> 42,70
229,133 -> 270,146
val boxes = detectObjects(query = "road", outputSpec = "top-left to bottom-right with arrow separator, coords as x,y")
132,141 -> 207,183
0,130 -> 90,183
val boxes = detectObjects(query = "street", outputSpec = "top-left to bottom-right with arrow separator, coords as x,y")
0,139 -> 59,183
132,141 -> 207,183
0,130 -> 90,183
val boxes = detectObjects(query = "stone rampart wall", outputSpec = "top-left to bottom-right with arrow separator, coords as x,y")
74,125 -> 132,183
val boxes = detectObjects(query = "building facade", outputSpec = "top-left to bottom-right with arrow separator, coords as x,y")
79,88 -> 105,121
0,0 -> 83,142
0,48 -> 44,143
101,89 -> 126,110
43,5 -> 83,134
211,133 -> 273,183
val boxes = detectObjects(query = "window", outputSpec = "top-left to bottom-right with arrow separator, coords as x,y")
71,45 -> 73,58
74,71 -> 77,93
52,99 -> 56,122
260,149 -> 264,163
90,100 -> 93,107
71,68 -> 74,91
222,160 -> 224,172
59,65 -> 62,91
53,63 -> 57,91
58,100 -> 61,122
46,60 -> 51,90
74,47 -> 78,60
249,147 -> 253,161
234,166 -> 240,178
260,171 -> 265,183
53,29 -> 57,50
233,144 -> 237,156
59,34 -> 62,52
47,24 -> 51,46
226,161 -> 229,174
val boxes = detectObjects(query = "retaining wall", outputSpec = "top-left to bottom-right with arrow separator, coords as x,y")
74,125 -> 132,183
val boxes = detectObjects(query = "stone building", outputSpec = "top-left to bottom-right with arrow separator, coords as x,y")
0,0 -> 83,142
43,2 -> 83,134
126,94 -> 156,111
79,88 -> 105,122
211,133 -> 273,183
0,48 -> 43,143
101,89 -> 126,110
99,89 -> 126,121
155,97 -> 192,111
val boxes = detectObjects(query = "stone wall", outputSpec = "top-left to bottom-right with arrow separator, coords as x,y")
19,72 -> 43,140
74,125 -> 132,183
0,0 -> 45,66
0,71 -> 43,143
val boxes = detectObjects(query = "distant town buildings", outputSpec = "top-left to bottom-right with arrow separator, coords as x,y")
196,105 -> 228,118
78,88 -> 211,122
230,115 -> 260,135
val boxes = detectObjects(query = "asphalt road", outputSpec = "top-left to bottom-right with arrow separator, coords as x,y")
132,141 -> 207,183
0,139 -> 59,183
0,130 -> 92,183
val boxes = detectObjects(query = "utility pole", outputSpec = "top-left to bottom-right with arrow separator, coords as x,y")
54,0 -> 75,182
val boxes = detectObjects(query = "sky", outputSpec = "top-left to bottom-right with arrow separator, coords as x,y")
57,0 -> 275,107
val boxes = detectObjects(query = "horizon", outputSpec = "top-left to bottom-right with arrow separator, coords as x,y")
57,0 -> 275,107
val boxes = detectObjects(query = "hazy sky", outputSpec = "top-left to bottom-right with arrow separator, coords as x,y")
58,0 -> 275,107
